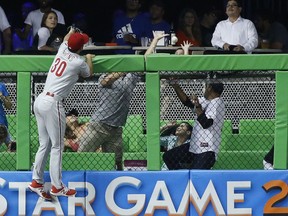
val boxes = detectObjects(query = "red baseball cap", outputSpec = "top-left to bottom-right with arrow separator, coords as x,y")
68,33 -> 89,52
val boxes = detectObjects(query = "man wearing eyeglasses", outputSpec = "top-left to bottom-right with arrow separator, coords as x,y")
211,0 -> 258,53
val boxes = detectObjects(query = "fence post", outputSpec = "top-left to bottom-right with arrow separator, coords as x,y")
16,72 -> 31,170
275,71 -> 288,169
146,72 -> 160,170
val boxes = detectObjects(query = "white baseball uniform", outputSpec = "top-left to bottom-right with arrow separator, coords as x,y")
32,41 -> 90,188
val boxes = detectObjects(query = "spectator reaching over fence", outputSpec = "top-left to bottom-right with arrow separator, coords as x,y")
163,81 -> 225,170
78,72 -> 140,170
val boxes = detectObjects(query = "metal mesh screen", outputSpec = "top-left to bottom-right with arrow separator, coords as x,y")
159,78 -> 275,128
158,71 -> 275,170
0,70 -> 275,171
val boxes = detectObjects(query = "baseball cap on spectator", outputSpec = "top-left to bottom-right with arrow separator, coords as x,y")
68,33 -> 89,52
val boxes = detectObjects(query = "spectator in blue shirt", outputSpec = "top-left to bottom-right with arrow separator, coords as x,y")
0,82 -> 15,151
148,0 -> 170,34
112,0 -> 152,53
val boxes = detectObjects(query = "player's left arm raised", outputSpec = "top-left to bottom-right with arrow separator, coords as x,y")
63,27 -> 76,42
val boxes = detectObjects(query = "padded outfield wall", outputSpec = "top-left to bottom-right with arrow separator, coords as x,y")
0,54 -> 288,215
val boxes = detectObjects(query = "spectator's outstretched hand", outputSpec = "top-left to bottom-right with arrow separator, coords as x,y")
181,41 -> 192,55
152,30 -> 169,41
144,31 -> 169,56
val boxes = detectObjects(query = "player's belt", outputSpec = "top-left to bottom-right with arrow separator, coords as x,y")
46,92 -> 55,97
43,91 -> 64,102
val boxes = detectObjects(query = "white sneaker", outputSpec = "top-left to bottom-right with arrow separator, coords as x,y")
28,180 -> 52,201
50,185 -> 76,197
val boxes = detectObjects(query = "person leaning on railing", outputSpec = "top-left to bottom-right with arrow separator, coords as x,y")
211,0 -> 258,53
77,73 -> 140,171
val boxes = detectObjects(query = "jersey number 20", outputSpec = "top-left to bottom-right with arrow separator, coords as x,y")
51,58 -> 67,77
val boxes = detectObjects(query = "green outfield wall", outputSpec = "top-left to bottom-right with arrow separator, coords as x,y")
0,54 -> 287,170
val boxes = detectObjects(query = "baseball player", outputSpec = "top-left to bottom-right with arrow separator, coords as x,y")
28,27 -> 94,200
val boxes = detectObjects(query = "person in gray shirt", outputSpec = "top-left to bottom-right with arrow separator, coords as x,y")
78,72 -> 139,170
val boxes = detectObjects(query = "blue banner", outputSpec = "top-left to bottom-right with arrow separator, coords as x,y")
0,170 -> 288,215
0,171 -> 85,216
189,170 -> 288,216
87,170 -> 189,216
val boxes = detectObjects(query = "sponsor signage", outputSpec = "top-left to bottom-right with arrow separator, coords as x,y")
0,170 -> 287,215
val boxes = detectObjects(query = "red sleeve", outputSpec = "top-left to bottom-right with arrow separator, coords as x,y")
176,30 -> 201,46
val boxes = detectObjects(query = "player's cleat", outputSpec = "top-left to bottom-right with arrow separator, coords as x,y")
50,185 -> 76,197
28,180 -> 52,201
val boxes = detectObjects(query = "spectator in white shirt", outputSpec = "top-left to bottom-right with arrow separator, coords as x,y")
211,0 -> 258,53
33,10 -> 63,53
16,0 -> 65,42
0,6 -> 12,54
163,81 -> 225,170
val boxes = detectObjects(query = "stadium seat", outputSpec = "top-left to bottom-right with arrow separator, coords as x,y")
222,120 -> 233,135
123,152 -> 147,171
137,134 -> 147,152
30,115 -> 38,135
30,134 -> 39,154
0,152 -> 17,171
78,116 -> 91,124
62,152 -> 115,171
122,115 -> 144,152
239,119 -> 275,135
123,152 -> 165,170
31,152 -> 115,171
0,143 -> 7,152
213,150 -> 267,170
6,114 -> 17,140
220,120 -> 233,148
221,134 -> 274,151
123,152 -> 147,161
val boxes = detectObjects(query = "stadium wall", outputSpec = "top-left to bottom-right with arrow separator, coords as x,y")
0,54 -> 288,215
0,170 -> 288,215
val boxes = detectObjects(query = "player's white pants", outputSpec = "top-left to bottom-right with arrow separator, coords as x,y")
32,93 -> 65,188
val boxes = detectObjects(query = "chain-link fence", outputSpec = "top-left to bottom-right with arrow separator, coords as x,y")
0,69 -> 276,171
159,70 -> 275,170
0,73 -> 17,170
